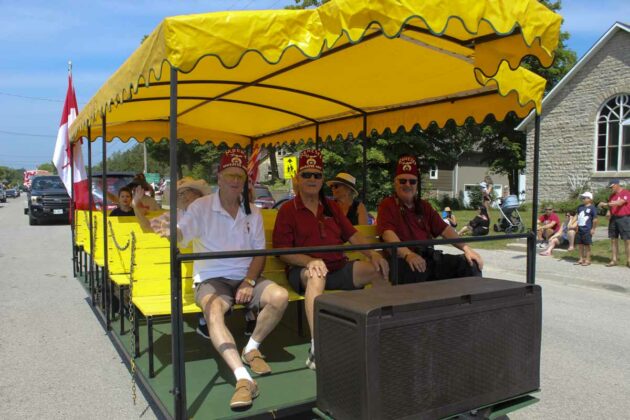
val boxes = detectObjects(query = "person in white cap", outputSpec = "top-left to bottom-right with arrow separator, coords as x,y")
574,191 -> 597,266
327,172 -> 368,225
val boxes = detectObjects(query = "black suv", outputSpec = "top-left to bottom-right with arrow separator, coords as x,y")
26,175 -> 71,225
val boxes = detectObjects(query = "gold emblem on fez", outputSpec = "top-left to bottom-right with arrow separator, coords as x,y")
403,164 -> 412,171
232,157 -> 242,166
307,158 -> 317,166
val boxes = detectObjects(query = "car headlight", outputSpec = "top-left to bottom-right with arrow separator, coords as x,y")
30,195 -> 42,204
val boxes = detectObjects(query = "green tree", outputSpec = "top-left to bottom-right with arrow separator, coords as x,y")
285,0 -> 329,9
37,162 -> 57,174
476,0 -> 577,194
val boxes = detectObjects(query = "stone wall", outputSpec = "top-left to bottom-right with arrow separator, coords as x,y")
524,30 -> 630,202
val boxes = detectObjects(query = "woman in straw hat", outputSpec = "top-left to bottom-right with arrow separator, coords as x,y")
327,172 -> 368,225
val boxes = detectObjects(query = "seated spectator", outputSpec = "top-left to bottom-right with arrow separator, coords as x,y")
109,187 -> 135,216
537,206 -> 560,246
539,211 -> 577,256
327,172 -> 368,225
152,149 -> 289,409
458,207 -> 490,236
377,154 -> 483,285
442,206 -> 457,228
273,149 -> 389,371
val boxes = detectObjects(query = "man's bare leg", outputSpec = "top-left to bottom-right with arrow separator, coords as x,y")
250,284 -> 288,343
611,238 -> 619,264
201,294 -> 242,371
352,260 -> 389,288
301,270 -> 325,338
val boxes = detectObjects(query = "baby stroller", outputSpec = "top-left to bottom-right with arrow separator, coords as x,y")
494,195 -> 525,233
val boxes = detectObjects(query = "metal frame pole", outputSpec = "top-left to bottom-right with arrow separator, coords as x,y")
70,140 -> 76,277
361,116 -> 368,203
315,124 -> 321,150
87,126 -> 95,305
102,114 -> 111,330
526,115 -> 541,285
169,67 -> 187,419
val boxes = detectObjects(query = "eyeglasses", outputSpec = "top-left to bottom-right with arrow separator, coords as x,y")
545,208 -> 553,211
397,178 -> 418,185
301,172 -> 323,180
223,173 -> 246,182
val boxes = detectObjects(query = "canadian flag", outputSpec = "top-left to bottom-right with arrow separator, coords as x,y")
52,74 -> 90,210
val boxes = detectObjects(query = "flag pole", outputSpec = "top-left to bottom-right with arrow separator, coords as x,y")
68,60 -> 76,278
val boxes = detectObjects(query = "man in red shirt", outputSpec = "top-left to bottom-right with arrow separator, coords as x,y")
377,155 -> 483,284
598,179 -> 630,267
273,149 -> 389,370
537,206 -> 560,245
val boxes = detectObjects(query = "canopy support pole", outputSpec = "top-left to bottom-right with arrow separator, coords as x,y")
361,116 -> 368,202
101,114 -> 111,331
315,124 -> 321,150
527,115 -> 541,285
87,126 -> 95,306
70,140 -> 76,278
169,67 -> 188,420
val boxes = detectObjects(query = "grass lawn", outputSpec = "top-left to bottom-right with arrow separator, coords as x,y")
557,239 -> 628,266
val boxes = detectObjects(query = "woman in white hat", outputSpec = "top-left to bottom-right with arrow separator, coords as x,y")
327,172 -> 369,225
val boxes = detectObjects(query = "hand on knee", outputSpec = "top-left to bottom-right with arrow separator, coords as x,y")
305,274 -> 326,294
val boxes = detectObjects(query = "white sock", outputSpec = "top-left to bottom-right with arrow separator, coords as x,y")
234,367 -> 252,382
243,337 -> 261,354
311,339 -> 315,355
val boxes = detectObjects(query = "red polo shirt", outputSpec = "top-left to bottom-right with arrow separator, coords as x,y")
539,212 -> 561,233
609,189 -> 630,216
272,195 -> 357,271
377,196 -> 448,241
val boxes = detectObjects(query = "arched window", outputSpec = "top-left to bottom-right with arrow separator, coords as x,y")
596,94 -> 630,172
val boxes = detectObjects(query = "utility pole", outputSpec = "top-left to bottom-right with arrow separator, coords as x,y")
143,142 -> 148,173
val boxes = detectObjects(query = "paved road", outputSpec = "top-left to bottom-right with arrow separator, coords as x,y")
1,196 -> 628,419
0,198 -> 156,419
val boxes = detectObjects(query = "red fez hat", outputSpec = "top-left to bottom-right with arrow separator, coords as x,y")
219,149 -> 248,173
299,149 -> 323,172
395,155 -> 418,177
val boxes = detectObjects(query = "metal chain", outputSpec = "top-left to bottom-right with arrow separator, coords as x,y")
108,220 -> 131,251
128,232 -> 137,405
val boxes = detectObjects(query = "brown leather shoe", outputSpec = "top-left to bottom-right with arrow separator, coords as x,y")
241,349 -> 272,375
230,379 -> 259,409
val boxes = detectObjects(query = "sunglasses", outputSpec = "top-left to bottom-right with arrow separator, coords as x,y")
397,178 -> 418,185
545,208 -> 553,211
301,172 -> 323,180
223,173 -> 246,182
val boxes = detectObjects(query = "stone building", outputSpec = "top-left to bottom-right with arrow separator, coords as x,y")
517,22 -> 630,201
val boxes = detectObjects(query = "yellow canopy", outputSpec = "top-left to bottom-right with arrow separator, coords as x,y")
70,0 -> 562,147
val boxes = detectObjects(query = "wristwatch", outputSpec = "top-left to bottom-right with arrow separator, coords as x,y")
244,277 -> 256,287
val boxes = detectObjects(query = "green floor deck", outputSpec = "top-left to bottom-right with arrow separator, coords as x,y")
75,269 -> 316,419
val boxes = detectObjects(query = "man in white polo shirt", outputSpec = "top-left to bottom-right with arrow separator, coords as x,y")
156,149 -> 289,410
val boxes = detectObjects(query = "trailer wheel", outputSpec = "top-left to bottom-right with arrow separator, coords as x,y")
29,214 -> 37,225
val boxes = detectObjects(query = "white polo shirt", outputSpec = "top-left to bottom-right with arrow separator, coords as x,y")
178,193 -> 265,284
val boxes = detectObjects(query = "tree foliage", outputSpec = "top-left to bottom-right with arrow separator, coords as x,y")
0,166 -> 25,188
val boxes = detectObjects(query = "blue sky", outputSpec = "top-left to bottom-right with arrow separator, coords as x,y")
0,0 -> 627,170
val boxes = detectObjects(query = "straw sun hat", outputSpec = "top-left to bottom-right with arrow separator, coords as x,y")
326,172 -> 359,196
176,177 -> 212,196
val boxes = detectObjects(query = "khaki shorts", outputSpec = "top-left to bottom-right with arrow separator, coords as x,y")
194,277 -> 274,313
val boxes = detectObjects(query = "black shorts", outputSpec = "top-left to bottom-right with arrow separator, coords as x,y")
575,228 -> 592,245
609,216 -> 630,240
287,261 -> 357,295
